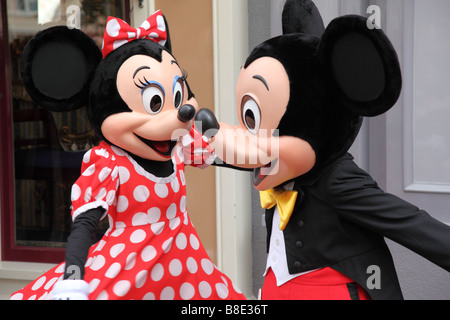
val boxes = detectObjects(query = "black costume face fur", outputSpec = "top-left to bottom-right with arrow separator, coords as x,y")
88,39 -> 167,141
220,0 -> 402,188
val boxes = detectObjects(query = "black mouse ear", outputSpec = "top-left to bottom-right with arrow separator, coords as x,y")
317,15 -> 402,117
162,14 -> 172,52
282,0 -> 325,37
20,26 -> 102,112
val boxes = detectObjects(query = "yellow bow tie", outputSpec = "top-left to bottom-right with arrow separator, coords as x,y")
260,188 -> 298,231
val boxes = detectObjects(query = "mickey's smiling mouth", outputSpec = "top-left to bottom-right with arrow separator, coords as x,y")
252,158 -> 278,186
135,134 -> 177,158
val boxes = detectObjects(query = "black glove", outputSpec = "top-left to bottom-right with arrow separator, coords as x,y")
64,207 -> 104,280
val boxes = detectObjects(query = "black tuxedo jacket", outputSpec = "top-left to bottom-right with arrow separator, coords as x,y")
265,153 -> 450,300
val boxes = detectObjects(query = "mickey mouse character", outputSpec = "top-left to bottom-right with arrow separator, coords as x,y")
214,0 -> 450,300
11,11 -> 244,300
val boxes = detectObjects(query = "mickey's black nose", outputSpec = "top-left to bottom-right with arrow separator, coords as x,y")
178,104 -> 196,123
194,108 -> 220,138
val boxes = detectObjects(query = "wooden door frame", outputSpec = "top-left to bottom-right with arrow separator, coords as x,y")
212,0 -> 253,298
135,0 -> 255,297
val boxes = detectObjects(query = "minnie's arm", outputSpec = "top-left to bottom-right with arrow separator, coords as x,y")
64,207 -> 104,280
53,147 -> 118,300
52,207 -> 104,300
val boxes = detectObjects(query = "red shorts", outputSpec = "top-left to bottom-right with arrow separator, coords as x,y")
261,267 -> 371,300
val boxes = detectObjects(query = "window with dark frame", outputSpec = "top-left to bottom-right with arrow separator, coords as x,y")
0,0 -> 130,263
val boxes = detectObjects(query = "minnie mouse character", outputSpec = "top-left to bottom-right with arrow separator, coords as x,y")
11,11 -> 244,300
214,0 -> 450,299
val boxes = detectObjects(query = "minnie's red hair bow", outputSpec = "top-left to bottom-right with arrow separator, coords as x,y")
102,10 -> 167,58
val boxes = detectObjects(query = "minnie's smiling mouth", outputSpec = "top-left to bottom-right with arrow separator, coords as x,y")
135,134 -> 177,158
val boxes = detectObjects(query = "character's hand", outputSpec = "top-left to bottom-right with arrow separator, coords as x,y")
194,108 -> 220,138
181,126 -> 216,167
51,280 -> 89,300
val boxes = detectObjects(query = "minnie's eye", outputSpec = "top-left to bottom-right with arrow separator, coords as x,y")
142,85 -> 165,115
173,80 -> 183,109
241,96 -> 261,134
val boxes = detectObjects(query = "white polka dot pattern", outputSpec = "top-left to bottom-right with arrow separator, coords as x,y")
102,10 -> 167,58
11,139 -> 244,301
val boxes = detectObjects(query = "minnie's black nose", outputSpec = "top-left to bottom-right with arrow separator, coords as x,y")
178,104 -> 196,123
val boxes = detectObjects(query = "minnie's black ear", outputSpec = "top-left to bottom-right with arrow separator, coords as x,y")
20,26 -> 102,112
317,15 -> 402,117
282,0 -> 325,37
162,14 -> 172,52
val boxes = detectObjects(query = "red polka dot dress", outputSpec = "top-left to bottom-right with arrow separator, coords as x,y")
11,139 -> 246,300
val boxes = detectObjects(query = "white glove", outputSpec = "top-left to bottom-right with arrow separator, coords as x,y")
52,280 -> 89,300
181,127 -> 216,168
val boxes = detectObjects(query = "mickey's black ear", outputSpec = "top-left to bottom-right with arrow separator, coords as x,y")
162,14 -> 172,52
282,0 -> 325,37
317,15 -> 402,117
20,26 -> 102,112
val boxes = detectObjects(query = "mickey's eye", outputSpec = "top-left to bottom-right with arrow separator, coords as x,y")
241,95 -> 261,135
173,79 -> 183,109
142,84 -> 165,115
